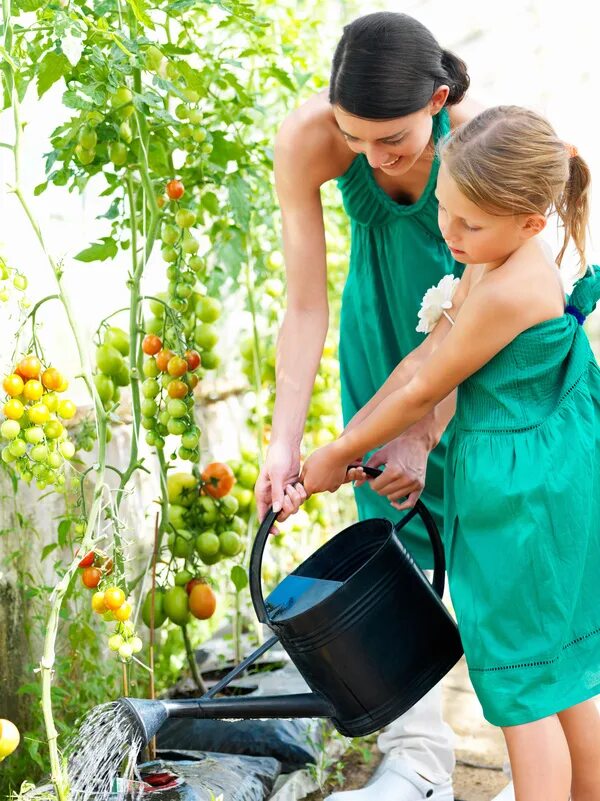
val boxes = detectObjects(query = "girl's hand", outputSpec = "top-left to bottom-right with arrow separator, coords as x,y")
300,443 -> 351,496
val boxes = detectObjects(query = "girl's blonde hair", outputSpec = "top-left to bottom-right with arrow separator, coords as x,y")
439,106 -> 591,274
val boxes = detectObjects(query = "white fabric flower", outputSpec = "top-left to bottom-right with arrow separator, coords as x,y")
416,274 -> 460,333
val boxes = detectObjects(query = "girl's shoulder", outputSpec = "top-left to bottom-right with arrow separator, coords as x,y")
447,96 -> 484,130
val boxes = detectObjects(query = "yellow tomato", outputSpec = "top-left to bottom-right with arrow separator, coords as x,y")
57,399 -> 76,420
28,403 -> 50,425
3,399 -> 24,420
23,380 -> 44,402
114,602 -> 132,621
0,719 -> 20,761
3,374 -> 24,397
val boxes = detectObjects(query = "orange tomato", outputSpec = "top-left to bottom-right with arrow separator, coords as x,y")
81,567 -> 102,589
188,582 -> 216,620
16,355 -> 41,380
201,462 -> 235,499
3,374 -> 24,397
142,335 -> 162,356
155,349 -> 175,372
167,356 -> 188,377
167,379 -> 188,399
184,350 -> 201,371
41,368 -> 64,391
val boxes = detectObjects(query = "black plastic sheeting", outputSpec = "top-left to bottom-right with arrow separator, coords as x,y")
156,718 -> 319,773
136,751 -> 281,801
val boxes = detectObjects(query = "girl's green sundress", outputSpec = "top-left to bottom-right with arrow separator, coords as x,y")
445,270 -> 600,726
338,108 -> 458,570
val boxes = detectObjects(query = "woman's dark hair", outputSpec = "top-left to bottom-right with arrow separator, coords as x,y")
329,12 -> 469,119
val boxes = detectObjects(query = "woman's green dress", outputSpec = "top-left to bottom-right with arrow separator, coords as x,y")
337,108 -> 457,569
445,271 -> 600,725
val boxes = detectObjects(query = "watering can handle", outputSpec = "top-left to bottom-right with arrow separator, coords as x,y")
249,465 -> 446,624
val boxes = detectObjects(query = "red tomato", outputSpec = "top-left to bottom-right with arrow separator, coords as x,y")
185,350 -> 201,371
78,551 -> 95,568
81,567 -> 102,589
166,179 -> 184,200
41,368 -> 64,391
142,335 -> 162,356
16,355 -> 42,380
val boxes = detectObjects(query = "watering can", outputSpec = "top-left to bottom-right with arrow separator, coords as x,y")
119,467 -> 463,744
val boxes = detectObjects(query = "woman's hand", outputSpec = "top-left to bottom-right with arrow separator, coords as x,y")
352,435 -> 429,510
300,442 -> 352,497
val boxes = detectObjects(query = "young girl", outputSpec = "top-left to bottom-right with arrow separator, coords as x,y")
300,106 -> 600,800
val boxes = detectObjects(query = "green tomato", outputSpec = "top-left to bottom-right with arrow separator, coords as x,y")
167,399 -> 187,418
96,344 -> 125,377
181,428 -> 200,449
141,399 -> 157,417
175,282 -> 192,299
230,515 -> 246,536
142,378 -> 160,399
44,420 -> 64,440
113,361 -> 130,388
175,209 -> 196,228
175,104 -> 188,120
141,416 -> 156,431
182,236 -> 199,255
94,373 -> 115,403
109,142 -> 127,167
174,569 -> 194,586
145,318 -> 163,336
178,446 -> 195,461
188,109 -> 203,125
110,86 -> 133,109
104,327 -> 130,356
78,125 -> 98,150
195,296 -> 221,323
143,357 -> 160,381
59,440 -> 75,459
238,463 -> 259,489
196,530 -> 220,558
192,127 -> 207,144
149,293 -> 167,318
30,444 -> 49,463
1,447 -> 16,463
1,420 -> 20,440
108,634 -> 124,652
194,323 -> 218,351
161,224 -> 179,246
184,89 -> 200,103
199,351 -> 220,370
230,484 -> 254,510
167,417 -> 187,436
158,409 -> 170,427
167,472 -> 198,507
167,529 -> 193,559
8,438 -> 27,458
219,530 -> 242,557
188,256 -> 205,274
219,494 -> 239,519
48,452 -> 62,469
162,246 -> 178,264
144,45 -> 163,72
198,495 -> 218,524
163,586 -> 190,626
119,121 -> 132,143
75,144 -> 95,166
142,588 -> 167,629
168,504 -> 187,529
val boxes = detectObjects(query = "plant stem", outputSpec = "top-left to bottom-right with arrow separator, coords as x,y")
182,625 -> 206,693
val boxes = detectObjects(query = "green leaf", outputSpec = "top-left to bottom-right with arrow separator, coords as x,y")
74,237 -> 118,263
268,66 -> 295,92
228,174 -> 251,229
230,565 -> 248,592
57,519 -> 71,546
37,52 -> 70,98
202,191 -> 219,216
41,543 -> 58,561
125,0 -> 155,28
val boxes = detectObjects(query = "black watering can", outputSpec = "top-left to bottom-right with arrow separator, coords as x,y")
119,467 -> 463,744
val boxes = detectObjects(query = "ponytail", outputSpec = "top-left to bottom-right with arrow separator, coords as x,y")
556,152 -> 591,275
440,49 -> 470,106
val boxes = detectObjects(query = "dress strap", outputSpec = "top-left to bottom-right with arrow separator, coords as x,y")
566,266 -> 600,324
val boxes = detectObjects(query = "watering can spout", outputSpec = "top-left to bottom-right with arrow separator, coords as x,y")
117,693 -> 334,746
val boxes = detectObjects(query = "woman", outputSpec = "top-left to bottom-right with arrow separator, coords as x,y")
255,12 -> 509,801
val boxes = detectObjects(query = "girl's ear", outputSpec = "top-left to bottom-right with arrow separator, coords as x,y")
522,213 -> 547,239
430,85 -> 449,115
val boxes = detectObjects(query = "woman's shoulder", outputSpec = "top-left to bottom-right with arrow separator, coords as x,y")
275,91 -> 354,184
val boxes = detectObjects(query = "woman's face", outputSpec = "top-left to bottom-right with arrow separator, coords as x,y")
332,87 -> 448,175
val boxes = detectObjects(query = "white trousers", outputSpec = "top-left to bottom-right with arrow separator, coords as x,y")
377,681 -> 455,784
377,570 -> 456,784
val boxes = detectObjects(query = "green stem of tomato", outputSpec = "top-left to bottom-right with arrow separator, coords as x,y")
182,624 -> 207,693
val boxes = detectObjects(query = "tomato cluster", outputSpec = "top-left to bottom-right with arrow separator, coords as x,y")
0,356 -> 77,489
94,326 -> 130,411
142,580 -> 217,629
86,579 -> 141,662
141,336 -> 201,458
73,87 -> 133,170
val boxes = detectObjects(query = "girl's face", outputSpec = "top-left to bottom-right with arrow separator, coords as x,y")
332,87 -> 448,175
435,163 -> 545,267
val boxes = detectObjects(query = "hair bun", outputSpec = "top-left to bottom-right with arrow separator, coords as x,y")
440,49 -> 470,105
